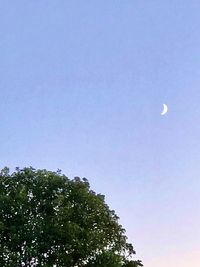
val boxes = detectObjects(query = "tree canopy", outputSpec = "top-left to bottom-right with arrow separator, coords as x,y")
0,167 -> 143,267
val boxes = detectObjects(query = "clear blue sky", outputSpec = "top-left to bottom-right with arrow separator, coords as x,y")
1,1 -> 200,266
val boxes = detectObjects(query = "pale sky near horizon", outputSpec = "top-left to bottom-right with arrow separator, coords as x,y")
1,1 -> 200,266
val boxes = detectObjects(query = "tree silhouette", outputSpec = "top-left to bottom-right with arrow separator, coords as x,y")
0,167 -> 143,267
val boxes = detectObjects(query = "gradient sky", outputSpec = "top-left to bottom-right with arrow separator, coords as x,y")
1,1 -> 200,266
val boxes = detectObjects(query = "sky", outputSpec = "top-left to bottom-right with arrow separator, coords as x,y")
1,1 -> 200,266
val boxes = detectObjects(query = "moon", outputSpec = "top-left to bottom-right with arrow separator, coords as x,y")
161,103 -> 168,115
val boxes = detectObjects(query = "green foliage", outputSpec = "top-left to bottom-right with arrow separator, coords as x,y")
0,167 -> 143,266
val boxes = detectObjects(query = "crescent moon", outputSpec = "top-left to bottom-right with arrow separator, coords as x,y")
161,103 -> 168,115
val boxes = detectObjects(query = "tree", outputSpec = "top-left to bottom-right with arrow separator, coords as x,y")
0,167 -> 143,267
